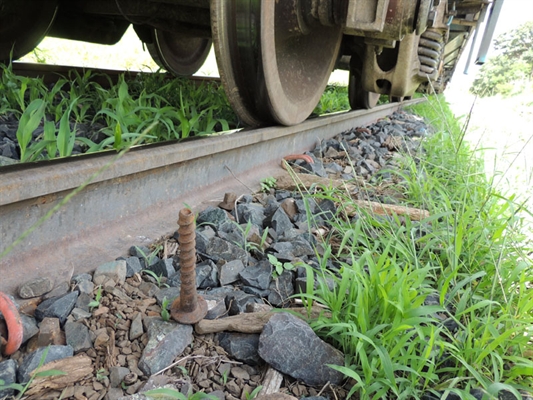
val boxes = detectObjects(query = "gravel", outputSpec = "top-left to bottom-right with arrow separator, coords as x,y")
2,111 -> 519,400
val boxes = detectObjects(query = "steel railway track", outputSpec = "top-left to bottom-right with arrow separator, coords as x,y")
0,99 -> 422,295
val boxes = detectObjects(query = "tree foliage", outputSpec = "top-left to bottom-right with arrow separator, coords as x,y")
470,21 -> 533,97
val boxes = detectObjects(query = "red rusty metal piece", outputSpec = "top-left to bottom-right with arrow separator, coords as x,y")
0,291 -> 23,356
281,154 -> 315,170
170,208 -> 208,324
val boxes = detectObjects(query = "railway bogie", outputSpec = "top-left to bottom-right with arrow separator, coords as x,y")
1,0 -> 493,126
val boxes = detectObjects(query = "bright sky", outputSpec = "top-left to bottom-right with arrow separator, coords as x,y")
492,0 -> 533,37
451,0 -> 533,86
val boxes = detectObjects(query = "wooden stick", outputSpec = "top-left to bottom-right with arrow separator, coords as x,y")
275,173 -> 429,221
345,199 -> 429,221
258,366 -> 284,396
194,307 -> 330,335
25,355 -> 93,397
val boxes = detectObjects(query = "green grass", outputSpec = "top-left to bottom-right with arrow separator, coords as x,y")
1,65 -> 354,164
296,95 -> 533,399
0,62 -> 237,162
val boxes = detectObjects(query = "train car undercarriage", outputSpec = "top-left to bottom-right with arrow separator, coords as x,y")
0,0 -> 490,126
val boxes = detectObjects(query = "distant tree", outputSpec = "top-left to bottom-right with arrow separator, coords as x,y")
470,21 -> 533,97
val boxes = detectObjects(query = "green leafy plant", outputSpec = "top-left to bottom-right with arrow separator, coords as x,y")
88,286 -> 103,310
260,177 -> 277,193
230,221 -> 269,254
142,269 -> 169,289
0,64 -> 238,163
267,254 -> 295,279
293,95 -> 533,399
244,386 -> 263,400
161,297 -> 171,322
135,245 -> 162,267
15,98 -> 47,162
313,84 -> 351,115
221,368 -> 230,385
95,368 -> 107,382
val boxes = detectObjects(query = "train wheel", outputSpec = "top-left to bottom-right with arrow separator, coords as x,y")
146,29 -> 212,76
348,60 -> 380,110
211,0 -> 342,126
0,0 -> 57,63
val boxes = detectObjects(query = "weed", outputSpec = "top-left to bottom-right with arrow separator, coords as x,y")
243,386 -> 263,400
142,269 -> 169,289
221,368 -> 230,385
230,221 -> 269,254
267,254 -> 295,279
15,99 -> 47,162
313,84 -> 350,115
260,177 -> 277,193
0,63 -> 238,163
294,94 -> 533,399
135,245 -> 162,267
95,368 -> 107,382
88,286 -> 102,310
161,297 -> 171,322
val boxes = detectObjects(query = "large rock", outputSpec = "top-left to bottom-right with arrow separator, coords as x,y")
196,206 -> 230,231
125,257 -> 143,277
93,260 -> 127,286
206,237 -> 248,265
239,260 -> 272,290
138,319 -> 193,376
21,314 -> 39,345
147,258 -> 175,278
196,260 -> 219,289
219,260 -> 245,286
0,359 -> 17,398
258,313 -> 344,386
65,321 -> 93,353
267,208 -> 293,237
18,277 -> 54,298
217,332 -> 262,366
17,345 -> 74,383
34,291 -> 79,326
268,271 -> 294,306
0,155 -> 18,166
237,203 -> 265,227
225,291 -> 262,315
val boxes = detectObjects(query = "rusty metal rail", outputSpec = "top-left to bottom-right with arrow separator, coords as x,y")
0,99 -> 422,294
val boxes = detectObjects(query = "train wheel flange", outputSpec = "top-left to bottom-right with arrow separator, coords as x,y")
0,0 -> 57,63
212,0 -> 342,126
146,29 -> 212,76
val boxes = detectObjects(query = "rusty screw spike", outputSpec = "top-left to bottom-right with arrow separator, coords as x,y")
170,208 -> 208,324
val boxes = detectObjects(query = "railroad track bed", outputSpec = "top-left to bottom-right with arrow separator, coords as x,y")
0,107 -> 438,400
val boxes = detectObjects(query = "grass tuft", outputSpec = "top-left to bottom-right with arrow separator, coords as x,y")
0,63 -> 237,162
297,95 -> 533,399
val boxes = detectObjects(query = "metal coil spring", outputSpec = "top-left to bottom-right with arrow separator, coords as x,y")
418,29 -> 444,76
